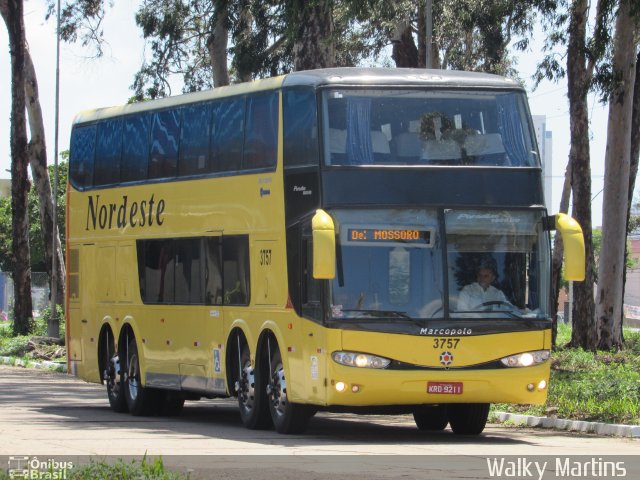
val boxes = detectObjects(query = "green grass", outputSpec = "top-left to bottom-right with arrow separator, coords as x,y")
69,457 -> 189,480
0,333 -> 31,357
493,325 -> 640,425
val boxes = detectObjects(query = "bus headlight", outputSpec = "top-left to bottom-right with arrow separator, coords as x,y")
332,351 -> 391,369
500,350 -> 550,368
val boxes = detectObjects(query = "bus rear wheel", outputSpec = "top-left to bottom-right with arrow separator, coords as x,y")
124,337 -> 155,416
447,403 -> 490,435
413,405 -> 449,431
267,344 -> 313,434
236,343 -> 271,429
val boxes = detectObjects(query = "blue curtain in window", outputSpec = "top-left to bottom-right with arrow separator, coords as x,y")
496,94 -> 530,166
346,97 -> 372,165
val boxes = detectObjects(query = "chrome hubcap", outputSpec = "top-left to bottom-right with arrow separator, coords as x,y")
238,361 -> 256,412
270,362 -> 287,417
127,353 -> 139,401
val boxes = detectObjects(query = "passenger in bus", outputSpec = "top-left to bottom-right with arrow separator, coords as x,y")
457,261 -> 508,311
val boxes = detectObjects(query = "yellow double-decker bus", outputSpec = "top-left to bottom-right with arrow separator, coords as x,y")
66,68 -> 584,435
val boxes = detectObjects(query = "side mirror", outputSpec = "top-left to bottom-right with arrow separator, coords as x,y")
554,213 -> 585,281
312,209 -> 336,279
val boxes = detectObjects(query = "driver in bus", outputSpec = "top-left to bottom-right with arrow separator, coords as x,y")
457,260 -> 508,311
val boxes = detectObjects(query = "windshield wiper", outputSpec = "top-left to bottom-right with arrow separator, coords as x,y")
456,309 -> 525,319
340,309 -> 413,320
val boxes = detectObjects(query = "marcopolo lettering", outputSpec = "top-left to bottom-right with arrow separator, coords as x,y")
86,194 -> 165,230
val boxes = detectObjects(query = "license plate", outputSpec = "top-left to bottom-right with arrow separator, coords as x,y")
427,381 -> 463,394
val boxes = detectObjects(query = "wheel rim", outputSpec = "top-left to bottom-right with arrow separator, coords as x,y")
128,353 -> 139,401
107,355 -> 121,399
269,361 -> 287,418
238,360 -> 256,413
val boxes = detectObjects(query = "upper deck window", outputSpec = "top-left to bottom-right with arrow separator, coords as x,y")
180,103 -> 212,176
244,92 -> 278,169
322,89 -> 538,168
149,109 -> 181,179
69,91 -> 279,190
122,114 -> 150,182
94,119 -> 123,185
69,125 -> 96,189
284,89 -> 319,167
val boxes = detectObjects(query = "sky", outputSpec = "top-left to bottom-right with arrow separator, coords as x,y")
0,1 -> 634,228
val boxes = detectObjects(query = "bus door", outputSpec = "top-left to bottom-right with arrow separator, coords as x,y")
68,244 -> 98,380
300,233 -> 328,404
204,235 -> 225,394
175,236 -> 225,395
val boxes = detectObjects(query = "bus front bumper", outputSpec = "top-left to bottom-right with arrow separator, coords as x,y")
322,362 -> 550,407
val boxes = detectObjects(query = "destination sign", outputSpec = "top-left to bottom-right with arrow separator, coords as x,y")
348,228 -> 431,244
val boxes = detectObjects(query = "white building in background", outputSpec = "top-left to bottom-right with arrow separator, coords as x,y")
532,115 -> 553,210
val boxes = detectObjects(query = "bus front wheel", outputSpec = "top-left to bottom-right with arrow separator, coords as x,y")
267,344 -> 313,434
413,405 -> 449,431
447,403 -> 490,435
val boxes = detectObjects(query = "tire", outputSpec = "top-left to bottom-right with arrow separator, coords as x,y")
124,337 -> 156,416
267,345 -> 313,434
102,330 -> 128,413
413,405 -> 449,431
447,403 -> 490,435
237,343 -> 272,429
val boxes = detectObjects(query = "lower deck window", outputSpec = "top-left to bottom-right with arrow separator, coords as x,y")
136,235 -> 249,306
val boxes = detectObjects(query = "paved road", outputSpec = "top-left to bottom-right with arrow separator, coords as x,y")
0,365 -> 638,479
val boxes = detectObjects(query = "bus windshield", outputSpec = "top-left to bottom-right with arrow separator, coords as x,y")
322,89 -> 538,167
329,209 -> 550,321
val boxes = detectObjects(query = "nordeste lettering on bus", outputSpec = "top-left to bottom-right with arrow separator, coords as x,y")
85,194 -> 166,231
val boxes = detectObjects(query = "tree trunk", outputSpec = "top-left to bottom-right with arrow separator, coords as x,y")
292,0 -> 335,71
208,0 -> 230,87
391,21 -> 418,68
621,52 -> 640,340
416,1 -> 440,69
595,0 -> 637,350
3,0 -> 34,335
566,0 -> 597,350
23,47 -> 66,321
550,161 -> 572,346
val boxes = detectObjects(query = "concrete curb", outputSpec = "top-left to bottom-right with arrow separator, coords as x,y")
493,411 -> 640,438
0,355 -> 67,373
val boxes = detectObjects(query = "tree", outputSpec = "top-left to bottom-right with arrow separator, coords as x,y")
3,2 -> 67,337
1,0 -> 33,335
550,161 -> 572,346
564,0 -> 597,350
0,162 -> 66,277
537,0 -> 616,350
290,0 -> 335,70
23,46 -> 66,324
595,0 -> 638,350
